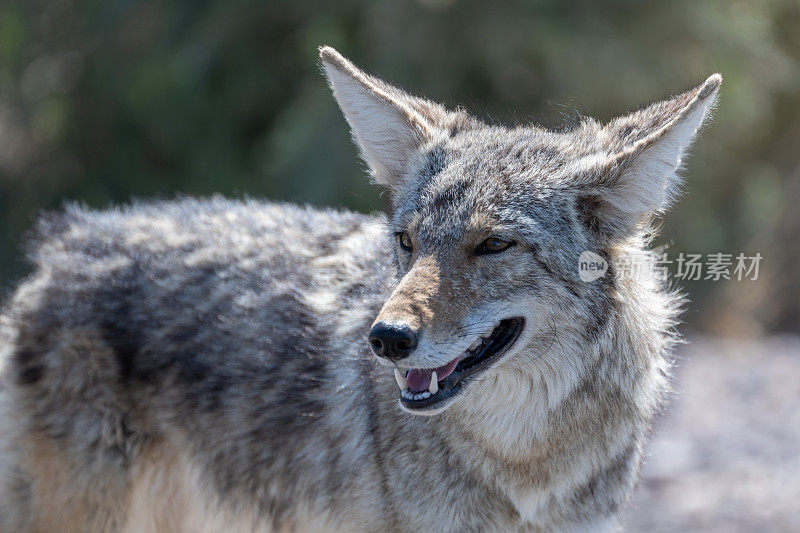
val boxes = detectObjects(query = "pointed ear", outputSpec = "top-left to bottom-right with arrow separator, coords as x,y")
575,73 -> 721,239
320,46 -> 460,189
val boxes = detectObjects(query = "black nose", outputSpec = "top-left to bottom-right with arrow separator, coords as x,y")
369,322 -> 418,361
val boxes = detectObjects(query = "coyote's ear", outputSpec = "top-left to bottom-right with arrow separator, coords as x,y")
320,46 -> 452,189
576,73 -> 721,239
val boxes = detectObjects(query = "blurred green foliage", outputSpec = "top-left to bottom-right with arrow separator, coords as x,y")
1,0 -> 798,333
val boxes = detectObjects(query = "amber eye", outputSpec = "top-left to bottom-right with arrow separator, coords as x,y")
476,237 -> 514,255
397,232 -> 413,252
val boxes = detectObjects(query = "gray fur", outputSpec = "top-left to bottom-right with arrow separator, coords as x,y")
0,48 -> 720,531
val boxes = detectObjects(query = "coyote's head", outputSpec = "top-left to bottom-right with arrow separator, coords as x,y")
321,46 -> 719,416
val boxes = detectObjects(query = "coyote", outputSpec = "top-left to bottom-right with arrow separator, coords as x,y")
0,46 -> 719,531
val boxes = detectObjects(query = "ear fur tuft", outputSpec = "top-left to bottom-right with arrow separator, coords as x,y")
320,46 -> 449,189
576,73 -> 721,239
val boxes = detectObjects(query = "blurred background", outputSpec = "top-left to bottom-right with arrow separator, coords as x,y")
0,1 -> 798,530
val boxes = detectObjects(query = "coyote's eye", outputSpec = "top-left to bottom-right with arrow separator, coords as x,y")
475,237 -> 514,255
397,232 -> 413,252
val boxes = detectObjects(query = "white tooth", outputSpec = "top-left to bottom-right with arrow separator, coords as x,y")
468,339 -> 482,351
429,371 -> 438,394
394,369 -> 407,391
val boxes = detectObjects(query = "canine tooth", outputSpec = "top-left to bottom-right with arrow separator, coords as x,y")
394,369 -> 407,390
429,371 -> 438,394
468,339 -> 482,351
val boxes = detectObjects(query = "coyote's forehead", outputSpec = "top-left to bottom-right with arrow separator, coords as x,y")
392,132 -> 580,250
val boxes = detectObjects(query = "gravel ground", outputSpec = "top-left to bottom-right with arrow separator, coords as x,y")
622,335 -> 800,532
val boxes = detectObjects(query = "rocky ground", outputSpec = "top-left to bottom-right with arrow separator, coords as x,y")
623,335 -> 800,532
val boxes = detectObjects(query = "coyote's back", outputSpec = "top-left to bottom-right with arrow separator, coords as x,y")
0,199 -> 401,531
1,47 -> 720,532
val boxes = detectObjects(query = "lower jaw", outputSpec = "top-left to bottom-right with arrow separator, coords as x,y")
397,317 -> 525,413
399,380 -> 462,412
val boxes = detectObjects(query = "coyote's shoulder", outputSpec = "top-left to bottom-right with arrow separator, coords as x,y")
0,47 -> 720,532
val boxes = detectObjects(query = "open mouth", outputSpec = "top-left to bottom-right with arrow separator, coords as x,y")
393,317 -> 525,411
